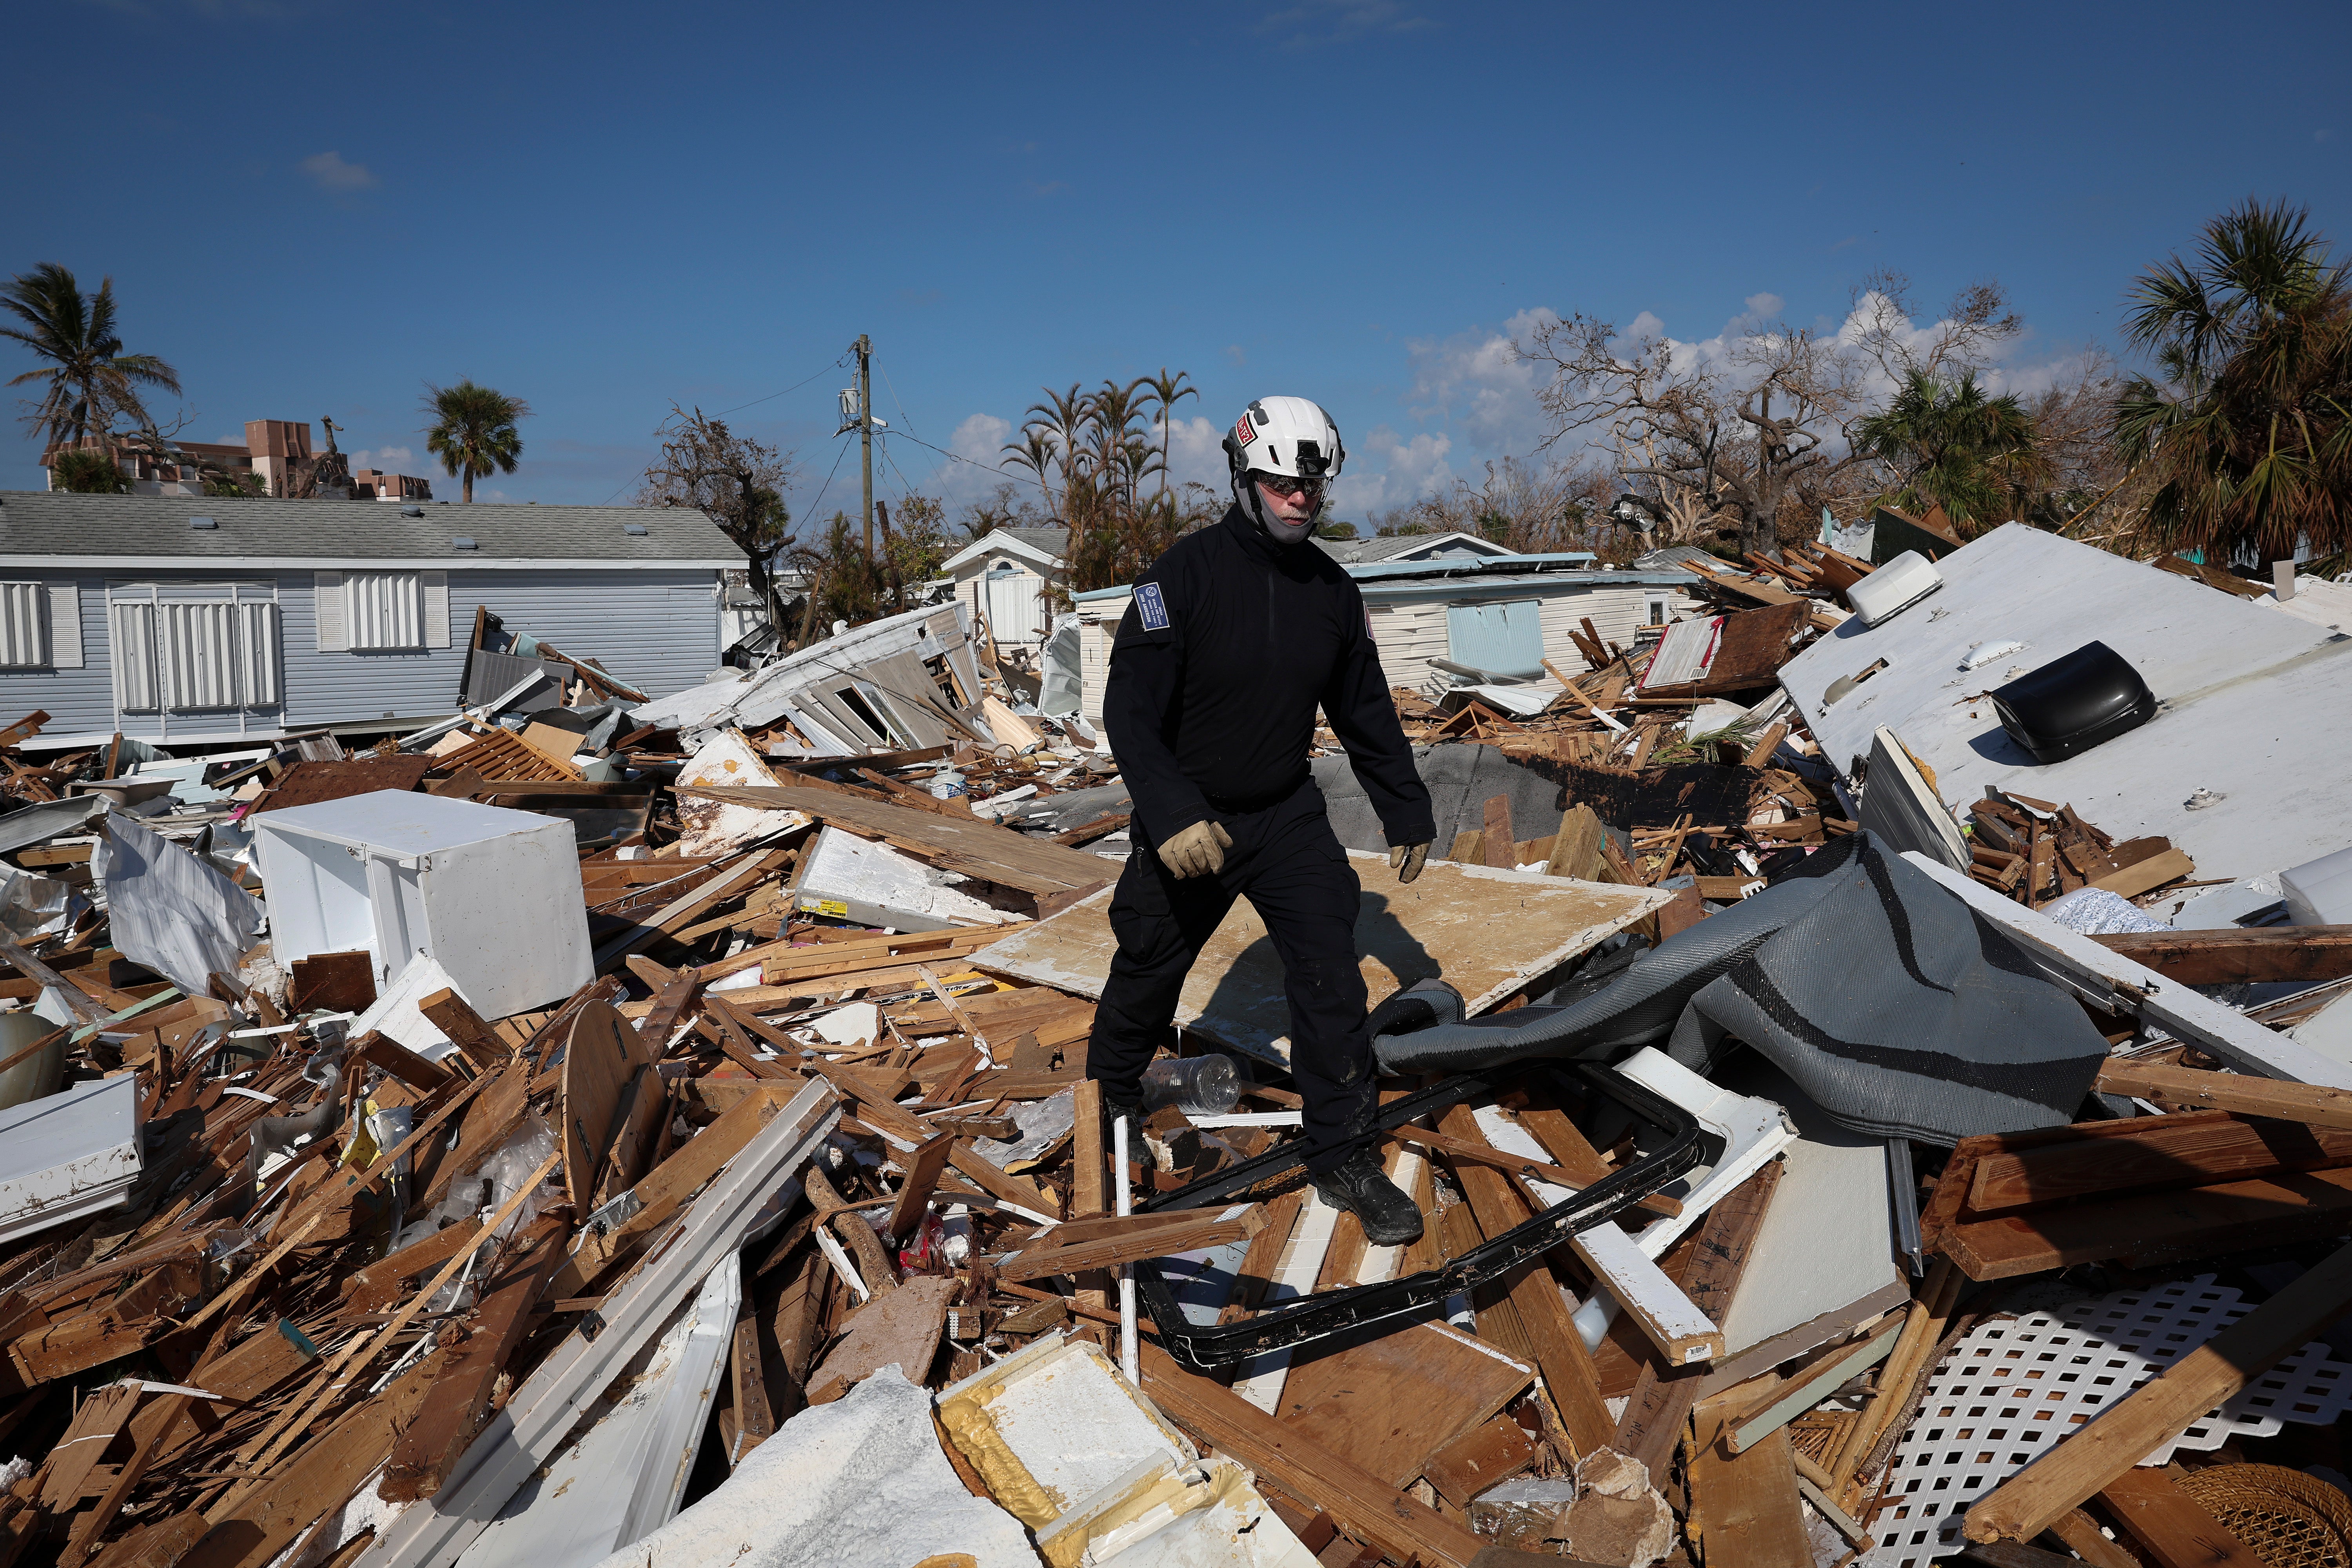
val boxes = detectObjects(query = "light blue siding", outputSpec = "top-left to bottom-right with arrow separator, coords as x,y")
0,565 -> 723,742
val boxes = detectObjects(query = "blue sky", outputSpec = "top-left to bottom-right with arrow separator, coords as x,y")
5,0 -> 2348,527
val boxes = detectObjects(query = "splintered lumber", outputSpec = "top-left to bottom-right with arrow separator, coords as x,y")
675,784 -> 1114,904
1387,1122 -> 1681,1221
1833,1259 -> 1960,1494
177,1352 -> 443,1568
1139,1343 -> 1485,1568
1686,1426 -> 1813,1568
351,1030 -> 452,1092
1964,1111 -> 2352,1216
1938,1163 -> 2352,1279
1421,1413 -> 1542,1510
1616,1159 -> 1784,1486
948,1140 -> 1063,1220
1276,1320 -> 1532,1489
804,1161 -> 897,1295
2091,924 -> 2352,986
2097,1467 -> 2264,1568
545,1082 -> 810,1298
2094,1058 -> 2352,1131
230,1148 -> 563,1498
886,1132 -> 956,1240
1965,1237 -> 2352,1544
728,1307 -> 774,1462
999,1204 -> 1263,1282
416,987 -> 506,1070
377,1215 -> 570,1503
1436,1103 -> 1614,1458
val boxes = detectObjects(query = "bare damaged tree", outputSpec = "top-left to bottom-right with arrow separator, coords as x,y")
1844,269 -> 2025,385
1518,314 -> 1865,557
638,405 -> 803,624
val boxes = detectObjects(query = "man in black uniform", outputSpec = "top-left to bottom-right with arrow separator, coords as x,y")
1089,396 -> 1436,1245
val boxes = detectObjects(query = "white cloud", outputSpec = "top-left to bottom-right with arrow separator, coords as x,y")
1745,292 -> 1786,318
1333,425 -> 1452,515
1223,344 -> 1247,367
1159,414 -> 1227,494
912,412 -> 1019,515
1400,307 -> 1558,457
353,445 -> 414,471
299,151 -> 376,192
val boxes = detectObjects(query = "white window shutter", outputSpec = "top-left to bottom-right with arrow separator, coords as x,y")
422,571 -> 450,647
48,584 -> 81,668
0,584 -> 49,668
347,571 -> 423,650
162,603 -> 241,710
237,603 -> 281,706
315,571 -> 348,651
111,603 -> 159,712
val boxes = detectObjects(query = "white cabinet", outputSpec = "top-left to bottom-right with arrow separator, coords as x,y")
253,790 -> 592,1021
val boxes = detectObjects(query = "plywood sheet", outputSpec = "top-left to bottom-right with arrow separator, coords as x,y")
677,784 -> 1115,899
974,853 -> 1670,1063
1277,1319 -> 1532,1488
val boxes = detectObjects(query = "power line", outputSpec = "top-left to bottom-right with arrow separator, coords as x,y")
599,347 -> 856,503
711,350 -> 855,418
882,426 -> 1053,499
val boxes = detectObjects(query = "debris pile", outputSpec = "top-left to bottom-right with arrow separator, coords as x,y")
0,552 -> 2349,1568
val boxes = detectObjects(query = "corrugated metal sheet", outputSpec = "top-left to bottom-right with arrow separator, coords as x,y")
160,601 -> 241,710
0,564 -> 727,741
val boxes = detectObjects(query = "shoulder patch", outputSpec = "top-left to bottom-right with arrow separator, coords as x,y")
1135,581 -> 1171,631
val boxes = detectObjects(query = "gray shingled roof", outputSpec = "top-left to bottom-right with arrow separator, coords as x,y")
0,492 -> 737,561
1313,530 -> 1511,565
1000,526 -> 1069,557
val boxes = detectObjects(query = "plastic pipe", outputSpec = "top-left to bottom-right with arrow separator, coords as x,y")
1114,1113 -> 1138,1385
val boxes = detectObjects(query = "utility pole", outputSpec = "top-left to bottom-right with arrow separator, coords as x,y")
857,334 -> 875,568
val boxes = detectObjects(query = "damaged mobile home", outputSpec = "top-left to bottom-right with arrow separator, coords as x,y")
4,515 -> 2352,1568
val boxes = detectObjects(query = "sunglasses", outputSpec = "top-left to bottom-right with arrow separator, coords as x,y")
1252,472 -> 1327,497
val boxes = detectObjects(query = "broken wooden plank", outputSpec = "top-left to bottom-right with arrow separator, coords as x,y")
1436,1103 -> 1614,1459
1277,1319 -> 1532,1490
2098,1466 -> 2264,1568
886,1132 -> 956,1241
999,1205 -> 1263,1283
2091,924 -> 2352,986
728,1304 -> 775,1463
1139,1343 -> 1485,1568
416,988 -> 507,1071
1964,1237 -> 2352,1544
376,1214 -> 570,1503
2095,1058 -> 2352,1130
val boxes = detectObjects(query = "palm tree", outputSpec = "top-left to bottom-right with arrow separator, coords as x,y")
1023,383 -> 1096,495
999,428 -> 1060,516
2116,199 -> 2352,561
1088,377 -> 1153,509
1853,368 -> 2043,530
421,380 -> 531,503
1139,368 -> 1196,501
1,263 -> 180,450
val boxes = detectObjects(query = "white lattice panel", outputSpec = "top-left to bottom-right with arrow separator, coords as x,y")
1863,1276 -> 2352,1567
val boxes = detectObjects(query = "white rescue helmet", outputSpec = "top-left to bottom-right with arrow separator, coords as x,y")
1223,396 -> 1345,543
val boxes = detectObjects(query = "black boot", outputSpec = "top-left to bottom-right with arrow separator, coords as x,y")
1103,1096 -> 1157,1180
1314,1144 -> 1423,1246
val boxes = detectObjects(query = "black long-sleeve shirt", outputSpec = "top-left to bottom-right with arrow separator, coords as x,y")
1102,505 -> 1436,849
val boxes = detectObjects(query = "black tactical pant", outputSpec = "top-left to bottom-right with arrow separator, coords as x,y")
1086,777 -> 1374,1176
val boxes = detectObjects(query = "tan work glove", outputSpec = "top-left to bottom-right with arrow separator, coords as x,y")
1158,820 -> 1233,879
1390,841 -> 1431,884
